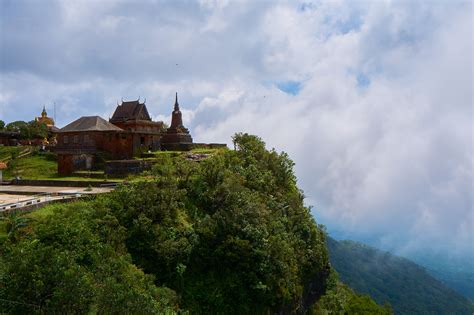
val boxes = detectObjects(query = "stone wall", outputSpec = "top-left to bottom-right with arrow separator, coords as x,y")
105,160 -> 152,176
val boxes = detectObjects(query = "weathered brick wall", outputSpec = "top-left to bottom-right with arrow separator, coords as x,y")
56,131 -> 134,159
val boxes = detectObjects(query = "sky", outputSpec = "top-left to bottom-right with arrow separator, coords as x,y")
0,0 -> 472,266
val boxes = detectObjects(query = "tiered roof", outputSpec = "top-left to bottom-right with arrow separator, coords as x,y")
110,100 -> 151,123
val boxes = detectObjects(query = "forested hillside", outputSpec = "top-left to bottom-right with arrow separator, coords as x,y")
427,266 -> 474,301
0,134 -> 389,314
327,237 -> 474,314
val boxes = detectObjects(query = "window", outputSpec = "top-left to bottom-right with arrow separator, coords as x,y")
63,135 -> 68,144
84,134 -> 90,143
73,135 -> 79,143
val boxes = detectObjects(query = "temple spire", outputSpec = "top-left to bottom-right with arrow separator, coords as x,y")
174,92 -> 179,111
162,91 -> 193,146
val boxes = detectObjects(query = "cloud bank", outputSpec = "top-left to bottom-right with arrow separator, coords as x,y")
1,0 -> 472,262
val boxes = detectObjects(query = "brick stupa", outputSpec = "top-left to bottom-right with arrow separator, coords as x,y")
160,93 -> 193,149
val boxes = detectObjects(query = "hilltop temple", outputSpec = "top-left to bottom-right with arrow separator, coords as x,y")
55,93 -> 224,175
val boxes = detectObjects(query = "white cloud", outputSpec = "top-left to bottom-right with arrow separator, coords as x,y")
0,0 -> 472,263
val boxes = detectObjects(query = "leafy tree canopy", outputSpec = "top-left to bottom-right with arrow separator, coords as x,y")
5,120 -> 48,140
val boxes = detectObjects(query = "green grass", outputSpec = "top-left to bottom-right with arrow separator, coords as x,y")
150,151 -> 184,157
4,154 -> 57,179
0,146 -> 25,161
2,151 -> 124,181
190,148 -> 222,154
1,146 -> 223,181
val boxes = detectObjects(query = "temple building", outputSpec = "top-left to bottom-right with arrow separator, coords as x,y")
161,93 -> 193,150
55,116 -> 131,175
109,99 -> 163,152
55,100 -> 164,175
35,106 -> 55,129
55,94 -> 224,176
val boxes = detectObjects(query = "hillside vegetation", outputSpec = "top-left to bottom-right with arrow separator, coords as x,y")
327,237 -> 474,314
0,134 -> 389,314
0,146 -> 57,179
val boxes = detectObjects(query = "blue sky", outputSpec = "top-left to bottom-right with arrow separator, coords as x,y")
0,0 -> 472,265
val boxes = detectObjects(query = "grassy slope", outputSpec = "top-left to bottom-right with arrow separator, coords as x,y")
0,147 -> 120,181
3,155 -> 57,179
0,146 -> 24,161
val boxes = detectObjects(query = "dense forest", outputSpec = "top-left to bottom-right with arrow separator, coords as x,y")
0,134 -> 389,313
427,265 -> 474,301
327,237 -> 474,314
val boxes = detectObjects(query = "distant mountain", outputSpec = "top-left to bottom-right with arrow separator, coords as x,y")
426,267 -> 474,302
409,253 -> 474,301
327,237 -> 474,314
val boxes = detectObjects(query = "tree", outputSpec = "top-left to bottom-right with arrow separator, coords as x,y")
5,120 -> 47,140
104,134 -> 331,313
0,213 -> 31,242
6,120 -> 28,132
0,203 -> 178,314
0,120 -> 5,130
28,120 -> 48,139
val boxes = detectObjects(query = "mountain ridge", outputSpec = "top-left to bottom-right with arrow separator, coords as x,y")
327,237 -> 474,314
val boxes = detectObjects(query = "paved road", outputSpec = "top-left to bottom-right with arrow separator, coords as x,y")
0,194 -> 31,205
0,185 -> 113,195
0,185 -> 115,212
